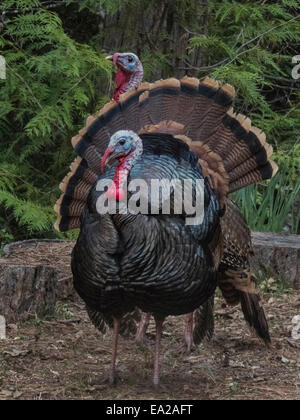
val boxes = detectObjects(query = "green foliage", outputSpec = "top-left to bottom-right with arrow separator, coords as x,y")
0,0 -> 299,240
0,228 -> 14,255
254,265 -> 293,293
69,0 -> 135,14
233,159 -> 300,234
0,190 -> 53,232
54,301 -> 74,320
0,0 -> 111,240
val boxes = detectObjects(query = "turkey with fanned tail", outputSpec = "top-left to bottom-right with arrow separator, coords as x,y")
54,52 -> 277,386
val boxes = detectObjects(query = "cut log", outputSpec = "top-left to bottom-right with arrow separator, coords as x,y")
251,232 -> 300,289
0,264 -> 57,322
0,240 -> 75,323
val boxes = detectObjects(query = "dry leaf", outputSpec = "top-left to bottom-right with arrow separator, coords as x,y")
3,348 -> 29,357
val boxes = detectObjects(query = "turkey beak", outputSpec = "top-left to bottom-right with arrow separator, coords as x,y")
100,146 -> 114,174
106,53 -> 119,65
101,146 -> 124,174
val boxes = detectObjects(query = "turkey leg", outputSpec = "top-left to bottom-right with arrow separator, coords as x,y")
135,312 -> 151,343
153,316 -> 165,387
109,316 -> 120,385
184,312 -> 194,353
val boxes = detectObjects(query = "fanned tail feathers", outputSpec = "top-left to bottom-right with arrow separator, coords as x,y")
54,76 -> 277,236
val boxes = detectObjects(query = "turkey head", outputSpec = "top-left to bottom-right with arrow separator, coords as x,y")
100,130 -> 143,201
106,52 -> 144,101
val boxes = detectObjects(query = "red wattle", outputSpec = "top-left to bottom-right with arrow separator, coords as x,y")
105,185 -> 125,201
115,68 -> 130,87
114,69 -> 131,102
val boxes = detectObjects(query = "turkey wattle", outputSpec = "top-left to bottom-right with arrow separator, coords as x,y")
54,58 -> 277,386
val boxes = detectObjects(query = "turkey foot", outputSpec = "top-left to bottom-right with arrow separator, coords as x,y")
89,372 -> 120,387
176,339 -> 196,355
153,316 -> 165,388
174,312 -> 195,354
135,312 -> 151,343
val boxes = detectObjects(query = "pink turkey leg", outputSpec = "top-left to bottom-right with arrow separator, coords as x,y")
109,317 -> 120,385
153,316 -> 165,387
184,312 -> 194,353
135,312 -> 151,343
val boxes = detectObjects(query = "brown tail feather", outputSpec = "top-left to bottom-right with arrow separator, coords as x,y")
54,156 -> 98,231
189,79 -> 235,142
118,85 -> 149,131
94,100 -> 126,135
54,195 -> 85,217
147,78 -> 181,124
139,120 -> 185,136
240,291 -> 271,345
176,76 -> 200,128
138,90 -> 153,127
228,143 -> 273,183
54,215 -> 81,232
229,160 -> 278,193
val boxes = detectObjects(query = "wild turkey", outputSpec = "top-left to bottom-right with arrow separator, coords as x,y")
54,53 -> 277,386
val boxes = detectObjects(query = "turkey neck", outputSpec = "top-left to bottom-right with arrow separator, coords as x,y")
113,64 -> 144,101
126,63 -> 144,91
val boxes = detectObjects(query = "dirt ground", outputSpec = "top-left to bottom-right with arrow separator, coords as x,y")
0,240 -> 299,400
0,288 -> 299,400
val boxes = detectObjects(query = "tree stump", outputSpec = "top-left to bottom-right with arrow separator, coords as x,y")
0,240 -> 75,323
0,264 -> 57,322
250,232 -> 300,289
